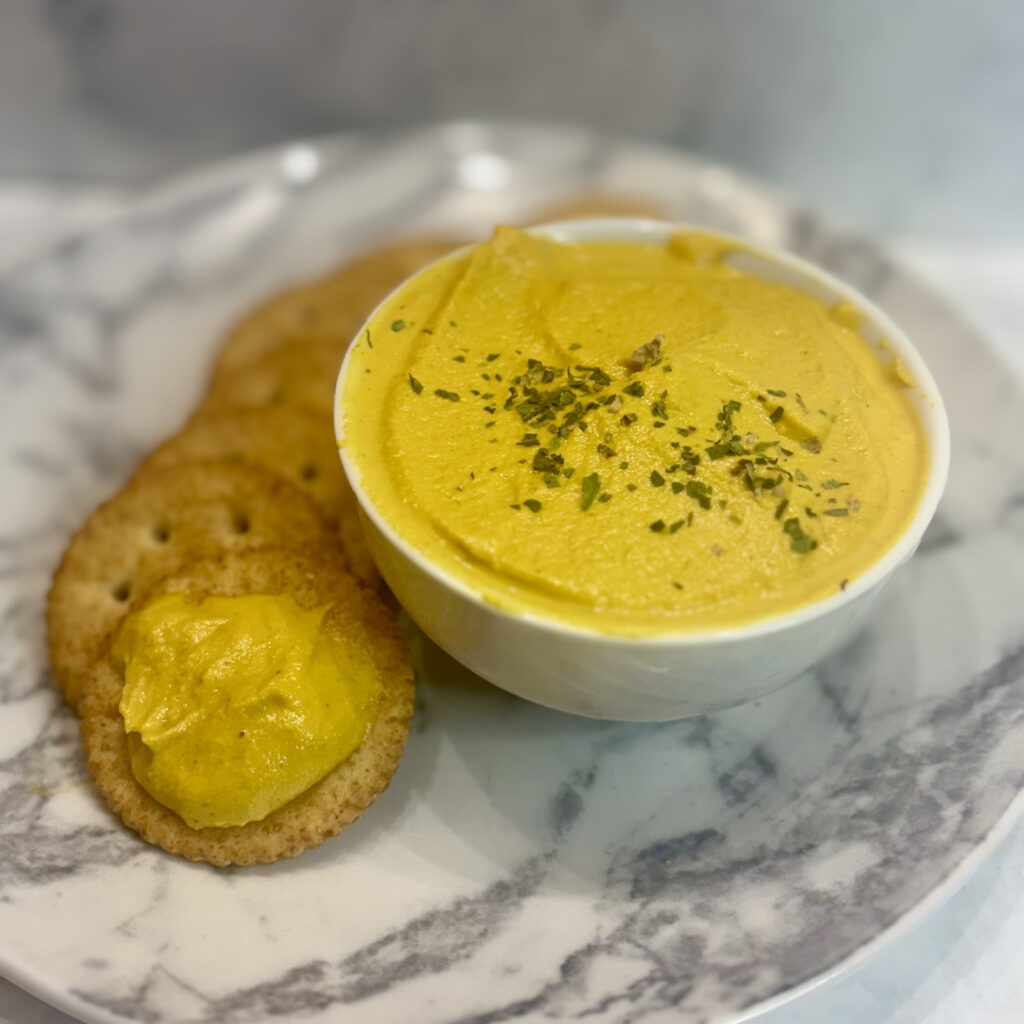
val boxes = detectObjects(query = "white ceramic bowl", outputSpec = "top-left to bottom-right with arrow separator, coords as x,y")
335,220 -> 950,721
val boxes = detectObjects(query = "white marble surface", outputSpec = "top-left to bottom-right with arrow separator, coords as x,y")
0,136 -> 1023,1023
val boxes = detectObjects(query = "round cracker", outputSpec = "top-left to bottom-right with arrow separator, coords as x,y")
199,340 -> 342,418
140,404 -> 379,589
142,405 -> 349,529
212,237 -> 462,381
47,461 -> 334,713
79,547 -> 415,866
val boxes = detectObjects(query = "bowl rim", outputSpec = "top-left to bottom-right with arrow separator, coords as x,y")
335,217 -> 951,647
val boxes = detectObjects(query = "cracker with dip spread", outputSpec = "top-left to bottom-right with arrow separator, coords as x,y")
49,214 -> 663,864
79,547 -> 414,867
47,461 -> 334,713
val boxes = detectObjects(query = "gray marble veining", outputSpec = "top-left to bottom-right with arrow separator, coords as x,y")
1,126 -> 1023,1024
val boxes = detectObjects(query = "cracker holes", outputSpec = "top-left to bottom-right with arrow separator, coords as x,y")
151,521 -> 171,544
300,462 -> 319,482
111,581 -> 132,603
232,511 -> 251,535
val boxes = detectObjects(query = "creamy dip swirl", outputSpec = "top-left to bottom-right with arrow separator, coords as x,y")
341,227 -> 929,635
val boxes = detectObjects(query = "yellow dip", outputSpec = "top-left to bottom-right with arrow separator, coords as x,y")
115,593 -> 380,828
341,226 -> 930,635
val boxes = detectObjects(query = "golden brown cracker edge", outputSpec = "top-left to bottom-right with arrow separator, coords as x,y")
79,547 -> 415,866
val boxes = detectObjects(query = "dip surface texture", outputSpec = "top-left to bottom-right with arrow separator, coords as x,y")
342,227 -> 929,635
115,592 -> 381,828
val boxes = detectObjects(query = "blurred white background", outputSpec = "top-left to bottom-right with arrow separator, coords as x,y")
0,0 -> 1021,239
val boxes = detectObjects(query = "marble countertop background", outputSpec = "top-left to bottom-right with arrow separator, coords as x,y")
0,178 -> 1022,1024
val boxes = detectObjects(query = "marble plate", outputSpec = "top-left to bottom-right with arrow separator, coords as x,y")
1,123 -> 1023,1024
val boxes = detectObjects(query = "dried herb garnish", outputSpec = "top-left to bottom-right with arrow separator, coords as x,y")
686,480 -> 712,509
821,479 -> 848,489
767,388 -> 786,397
783,517 -> 817,553
523,499 -> 542,513
408,374 -> 423,394
517,433 -> 540,447
650,519 -> 666,533
532,448 -> 564,473
391,319 -> 406,332
622,381 -> 645,398
434,389 -> 460,401
365,329 -> 373,349
669,519 -> 684,534
581,473 -> 600,511
625,335 -> 663,371
823,507 -> 849,517
769,405 -> 784,423
716,400 -> 741,434
650,470 -> 666,487
487,353 -> 500,361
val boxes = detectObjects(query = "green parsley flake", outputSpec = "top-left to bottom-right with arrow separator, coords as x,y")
581,473 -> 600,511
783,517 -> 818,554
408,374 -> 423,394
685,480 -> 712,509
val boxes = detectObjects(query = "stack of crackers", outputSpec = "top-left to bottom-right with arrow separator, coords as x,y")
46,238 -> 459,866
